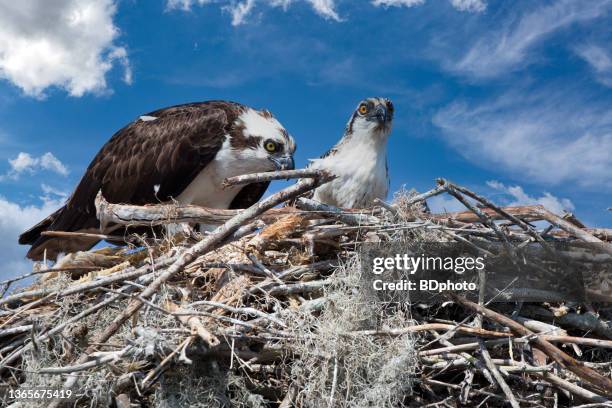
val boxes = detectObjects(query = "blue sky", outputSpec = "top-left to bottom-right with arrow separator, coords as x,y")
0,0 -> 611,278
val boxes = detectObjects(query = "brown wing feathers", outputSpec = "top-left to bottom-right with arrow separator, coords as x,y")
20,101 -> 251,260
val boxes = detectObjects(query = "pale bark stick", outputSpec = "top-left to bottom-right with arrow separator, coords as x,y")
223,168 -> 332,187
478,340 -> 520,408
295,197 -> 379,225
535,372 -> 610,403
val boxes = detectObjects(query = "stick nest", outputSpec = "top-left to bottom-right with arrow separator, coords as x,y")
1,176 -> 611,407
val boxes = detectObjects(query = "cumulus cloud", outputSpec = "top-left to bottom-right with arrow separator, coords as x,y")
0,194 -> 63,279
0,0 -> 130,97
575,44 -> 612,87
432,87 -> 612,188
2,152 -> 68,180
486,180 -> 574,216
452,0 -> 612,78
372,0 -> 484,12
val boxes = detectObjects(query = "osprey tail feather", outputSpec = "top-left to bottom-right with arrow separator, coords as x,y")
19,206 -> 101,261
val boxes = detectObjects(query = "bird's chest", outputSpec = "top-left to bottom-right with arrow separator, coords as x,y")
314,147 -> 388,208
176,154 -> 248,208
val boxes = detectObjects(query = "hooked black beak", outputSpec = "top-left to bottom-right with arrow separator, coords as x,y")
269,155 -> 295,171
374,104 -> 388,124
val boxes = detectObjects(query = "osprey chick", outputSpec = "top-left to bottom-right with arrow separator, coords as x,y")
20,101 -> 295,260
309,97 -> 393,208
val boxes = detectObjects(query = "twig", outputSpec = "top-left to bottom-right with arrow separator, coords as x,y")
141,336 -> 192,390
295,197 -> 379,225
478,340 -> 520,408
437,179 -> 516,258
223,168 -> 332,187
534,372 -> 610,403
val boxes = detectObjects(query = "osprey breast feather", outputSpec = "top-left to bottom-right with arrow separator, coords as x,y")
19,101 -> 296,261
310,97 -> 393,208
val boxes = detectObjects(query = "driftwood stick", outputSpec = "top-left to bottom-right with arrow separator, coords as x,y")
95,196 -> 364,227
535,372 -> 611,403
263,278 -> 335,296
188,300 -> 286,327
96,192 -> 241,227
451,294 -> 612,397
401,184 -> 447,207
372,198 -> 399,215
165,302 -> 219,347
521,305 -> 612,340
295,197 -> 379,225
0,325 -> 33,338
478,340 -> 520,408
223,168 -> 332,187
38,347 -> 131,374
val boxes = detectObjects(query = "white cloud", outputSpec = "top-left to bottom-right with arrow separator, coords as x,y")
575,44 -> 612,87
166,0 -> 212,11
0,0 -> 130,97
486,180 -> 574,216
168,0 -> 341,23
225,0 -> 257,26
372,0 -> 425,8
449,0 -> 485,13
371,0 -> 484,12
306,0 -> 341,20
2,152 -> 68,180
41,183 -> 69,199
452,0 -> 612,78
0,194 -> 63,279
432,88 -> 612,188
168,0 -> 486,25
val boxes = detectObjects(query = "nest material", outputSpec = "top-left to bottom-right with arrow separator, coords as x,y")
0,172 -> 611,407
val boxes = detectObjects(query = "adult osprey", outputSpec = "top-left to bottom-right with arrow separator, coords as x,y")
20,101 -> 296,260
308,97 -> 393,208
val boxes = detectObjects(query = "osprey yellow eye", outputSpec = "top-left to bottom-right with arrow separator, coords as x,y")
265,141 -> 277,152
358,104 -> 368,115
